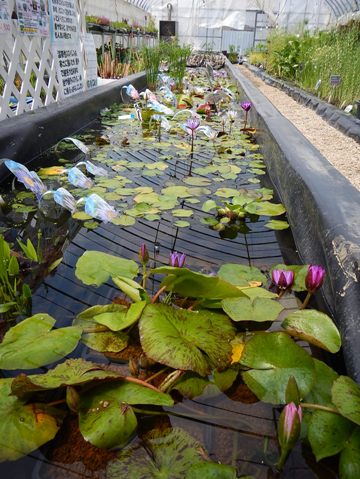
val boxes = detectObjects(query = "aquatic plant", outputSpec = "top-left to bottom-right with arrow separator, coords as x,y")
240,101 -> 252,131
141,45 -> 161,90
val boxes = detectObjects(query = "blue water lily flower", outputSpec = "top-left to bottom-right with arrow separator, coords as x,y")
84,193 -> 119,223
67,167 -> 93,189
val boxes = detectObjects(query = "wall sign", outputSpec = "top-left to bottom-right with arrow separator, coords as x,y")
82,33 -> 98,90
0,0 -> 11,34
54,46 -> 84,98
49,0 -> 79,43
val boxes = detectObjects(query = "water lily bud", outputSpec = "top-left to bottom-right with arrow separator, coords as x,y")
272,269 -> 295,290
278,402 -> 302,452
240,101 -> 252,112
305,265 -> 325,293
169,251 -> 186,268
139,243 -> 149,265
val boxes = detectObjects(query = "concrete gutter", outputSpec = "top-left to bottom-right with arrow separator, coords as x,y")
227,59 -> 360,382
0,72 -> 147,165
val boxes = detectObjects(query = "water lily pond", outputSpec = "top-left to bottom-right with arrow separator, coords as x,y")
0,68 -> 355,479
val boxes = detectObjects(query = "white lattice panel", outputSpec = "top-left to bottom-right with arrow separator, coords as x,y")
0,0 -> 87,121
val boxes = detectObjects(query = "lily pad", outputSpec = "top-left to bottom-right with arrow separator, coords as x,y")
78,381 -> 173,449
75,251 -> 138,286
172,209 -> 193,217
139,304 -> 235,376
240,332 -> 315,403
0,314 -> 81,370
218,263 -> 267,286
172,372 -> 210,399
282,310 -> 341,353
152,267 -> 246,299
174,220 -> 190,228
222,297 -> 284,323
332,376 -> 360,426
11,359 -> 120,399
183,177 -> 212,186
339,428 -> 360,479
82,330 -> 129,353
244,201 -> 286,217
112,215 -> 136,226
202,200 -> 217,212
0,378 -> 62,461
265,220 -> 289,230
305,359 -> 339,406
107,427 -> 235,479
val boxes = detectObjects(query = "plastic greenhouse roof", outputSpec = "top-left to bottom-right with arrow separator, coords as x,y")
126,0 -> 360,20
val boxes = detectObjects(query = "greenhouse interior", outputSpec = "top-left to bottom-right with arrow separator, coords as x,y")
0,0 -> 360,477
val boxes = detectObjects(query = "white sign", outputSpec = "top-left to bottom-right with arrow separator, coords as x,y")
16,0 -> 40,35
54,46 -> 84,98
82,33 -> 98,90
0,0 -> 11,34
49,0 -> 79,44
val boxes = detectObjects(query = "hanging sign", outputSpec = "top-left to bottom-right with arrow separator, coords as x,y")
54,46 -> 84,98
49,0 -> 79,44
82,33 -> 98,90
0,0 -> 11,34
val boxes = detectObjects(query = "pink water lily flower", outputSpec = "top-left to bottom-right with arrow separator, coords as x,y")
169,252 -> 186,268
305,265 -> 325,293
272,269 -> 294,290
185,116 -> 200,131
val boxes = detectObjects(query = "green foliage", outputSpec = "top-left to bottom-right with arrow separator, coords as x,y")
252,26 -> 360,106
141,45 -> 161,90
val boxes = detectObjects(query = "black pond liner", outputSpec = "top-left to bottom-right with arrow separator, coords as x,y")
0,73 -> 335,478
227,59 -> 360,382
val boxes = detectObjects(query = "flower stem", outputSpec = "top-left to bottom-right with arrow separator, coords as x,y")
300,291 -> 312,310
142,264 -> 147,289
301,402 -> 341,415
159,369 -> 184,392
151,285 -> 167,303
145,366 -> 170,383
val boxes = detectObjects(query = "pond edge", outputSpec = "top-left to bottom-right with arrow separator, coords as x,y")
227,59 -> 360,382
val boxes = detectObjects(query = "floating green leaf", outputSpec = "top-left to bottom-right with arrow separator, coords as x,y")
218,263 -> 267,286
78,381 -> 173,449
222,297 -> 284,323
183,177 -> 212,186
282,310 -> 341,353
305,359 -> 339,406
75,251 -> 138,286
244,201 -> 286,217
202,200 -> 217,212
139,304 -> 235,376
339,428 -> 360,479
107,427 -> 235,479
308,411 -> 355,461
265,220 -> 289,230
332,376 -> 360,426
172,209 -> 193,217
112,215 -> 136,226
0,314 -> 81,370
11,359 -> 120,399
0,378 -> 62,461
174,220 -> 190,228
241,332 -> 315,403
152,267 -> 246,299
172,372 -> 210,399
82,330 -> 128,353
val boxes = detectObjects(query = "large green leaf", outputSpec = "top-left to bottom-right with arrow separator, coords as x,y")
0,378 -> 62,461
308,410 -> 355,461
77,302 -> 145,331
81,330 -> 129,353
0,314 -> 81,370
139,304 -> 235,376
240,332 -> 315,404
152,267 -> 245,299
107,427 -> 236,479
244,201 -> 286,217
171,372 -> 211,399
222,297 -> 284,323
332,376 -> 360,426
11,359 -> 120,399
78,381 -> 173,449
339,428 -> 360,479
75,251 -> 138,286
218,263 -> 267,286
305,359 -> 339,406
282,310 -> 341,353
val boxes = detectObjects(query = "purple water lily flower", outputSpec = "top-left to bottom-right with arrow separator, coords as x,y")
240,101 -> 252,112
305,265 -> 325,293
272,269 -> 294,290
169,251 -> 186,268
185,116 -> 200,131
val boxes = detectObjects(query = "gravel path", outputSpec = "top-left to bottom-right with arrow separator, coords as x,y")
239,65 -> 360,191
